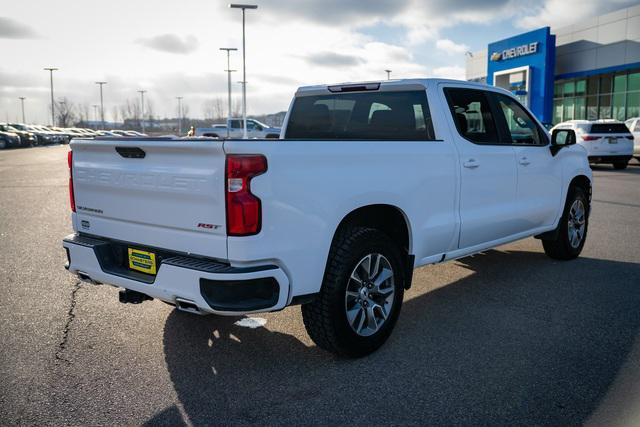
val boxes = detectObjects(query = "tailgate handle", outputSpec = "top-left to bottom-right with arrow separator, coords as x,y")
115,147 -> 146,159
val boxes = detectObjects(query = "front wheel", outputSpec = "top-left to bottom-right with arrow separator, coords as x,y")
301,227 -> 405,357
542,187 -> 589,260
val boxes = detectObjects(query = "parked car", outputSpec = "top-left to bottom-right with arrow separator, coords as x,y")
0,130 -> 21,148
95,130 -> 121,137
0,123 -> 36,147
8,123 -> 46,146
196,118 -> 281,139
551,119 -> 634,169
110,130 -> 148,137
624,117 -> 640,161
63,78 -> 592,357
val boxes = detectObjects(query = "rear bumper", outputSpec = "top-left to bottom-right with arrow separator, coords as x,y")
62,234 -> 290,315
588,155 -> 632,164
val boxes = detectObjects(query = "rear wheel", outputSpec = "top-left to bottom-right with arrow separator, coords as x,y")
613,162 -> 628,170
301,227 -> 405,357
542,186 -> 589,260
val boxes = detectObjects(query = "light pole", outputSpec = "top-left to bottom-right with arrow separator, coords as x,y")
385,69 -> 392,80
176,96 -> 183,135
138,90 -> 147,134
220,47 -> 237,138
18,97 -> 26,123
92,104 -> 99,128
43,67 -> 58,126
95,81 -> 107,129
229,4 -> 257,139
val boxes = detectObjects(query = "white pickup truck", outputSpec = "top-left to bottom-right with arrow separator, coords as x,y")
63,79 -> 592,357
195,118 -> 281,139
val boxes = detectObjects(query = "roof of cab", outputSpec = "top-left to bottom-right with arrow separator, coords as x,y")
295,78 -> 495,96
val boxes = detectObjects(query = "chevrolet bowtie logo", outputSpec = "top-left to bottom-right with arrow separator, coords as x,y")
490,52 -> 502,61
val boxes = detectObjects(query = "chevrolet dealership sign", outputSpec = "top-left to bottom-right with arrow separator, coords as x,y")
491,42 -> 539,61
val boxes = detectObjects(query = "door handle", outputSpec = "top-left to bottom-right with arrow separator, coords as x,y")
463,159 -> 479,169
519,157 -> 531,166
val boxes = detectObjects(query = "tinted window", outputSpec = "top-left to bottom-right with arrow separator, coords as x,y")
589,123 -> 631,134
230,120 -> 241,129
495,94 -> 544,145
444,88 -> 498,143
285,90 -> 435,140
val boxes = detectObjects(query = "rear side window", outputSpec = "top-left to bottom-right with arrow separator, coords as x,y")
589,123 -> 632,134
444,88 -> 498,143
285,90 -> 435,140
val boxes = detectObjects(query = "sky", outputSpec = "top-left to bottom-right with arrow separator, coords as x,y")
0,0 -> 638,124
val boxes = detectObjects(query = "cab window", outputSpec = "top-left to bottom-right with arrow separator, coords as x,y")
494,94 -> 545,146
444,88 -> 498,143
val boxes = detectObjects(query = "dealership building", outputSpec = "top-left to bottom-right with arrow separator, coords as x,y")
465,5 -> 640,125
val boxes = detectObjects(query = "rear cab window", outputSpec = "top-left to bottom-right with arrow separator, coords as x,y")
285,90 -> 435,140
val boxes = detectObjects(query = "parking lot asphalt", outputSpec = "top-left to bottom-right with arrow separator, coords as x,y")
1,144 -> 639,426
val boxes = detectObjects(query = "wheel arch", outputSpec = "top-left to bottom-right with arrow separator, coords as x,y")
328,204 -> 414,289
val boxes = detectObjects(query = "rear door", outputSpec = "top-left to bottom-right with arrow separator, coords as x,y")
492,93 -> 562,230
442,86 -> 520,249
71,138 -> 228,259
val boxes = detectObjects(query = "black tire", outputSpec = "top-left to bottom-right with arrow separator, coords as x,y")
0,139 -> 6,149
613,162 -> 628,170
542,186 -> 589,260
301,226 -> 405,357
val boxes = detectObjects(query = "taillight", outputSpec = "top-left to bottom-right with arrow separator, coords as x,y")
581,135 -> 599,141
68,150 -> 76,212
225,154 -> 267,236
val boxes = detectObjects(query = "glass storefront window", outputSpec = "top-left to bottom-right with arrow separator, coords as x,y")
563,81 -> 575,97
575,97 -> 586,120
600,74 -> 612,93
627,92 -> 640,118
613,92 -> 626,120
586,95 -> 598,120
554,83 -> 563,97
629,72 -> 640,91
552,69 -> 639,124
614,74 -> 627,93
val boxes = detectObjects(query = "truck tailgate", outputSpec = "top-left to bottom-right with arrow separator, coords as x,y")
71,139 -> 227,260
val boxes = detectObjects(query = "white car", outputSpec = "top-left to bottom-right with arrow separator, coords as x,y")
624,117 -> 640,161
63,79 -> 592,357
196,118 -> 281,139
552,120 -> 634,169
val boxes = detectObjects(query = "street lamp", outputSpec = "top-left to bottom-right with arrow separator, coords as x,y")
43,67 -> 58,126
220,47 -> 238,138
92,105 -> 99,128
18,97 -> 26,123
229,3 -> 257,139
137,90 -> 147,134
95,81 -> 107,129
385,69 -> 392,80
176,96 -> 183,135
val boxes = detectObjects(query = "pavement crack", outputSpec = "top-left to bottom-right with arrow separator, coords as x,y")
55,280 -> 82,365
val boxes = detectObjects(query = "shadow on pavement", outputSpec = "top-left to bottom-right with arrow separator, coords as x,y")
147,250 -> 640,425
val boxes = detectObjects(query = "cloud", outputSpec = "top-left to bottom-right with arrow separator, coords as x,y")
0,17 -> 39,39
136,34 -> 199,54
436,38 -> 470,55
303,52 -> 366,67
431,66 -> 466,80
516,0 -> 638,29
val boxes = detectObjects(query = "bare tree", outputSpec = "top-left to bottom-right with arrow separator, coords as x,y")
111,106 -> 120,125
55,98 -> 78,127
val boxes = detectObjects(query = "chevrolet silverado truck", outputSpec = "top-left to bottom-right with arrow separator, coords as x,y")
195,118 -> 281,139
63,79 -> 592,357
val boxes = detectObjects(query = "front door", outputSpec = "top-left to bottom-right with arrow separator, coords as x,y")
493,93 -> 562,231
442,86 -> 520,249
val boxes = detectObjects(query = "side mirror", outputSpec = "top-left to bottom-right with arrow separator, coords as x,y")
550,129 -> 576,156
